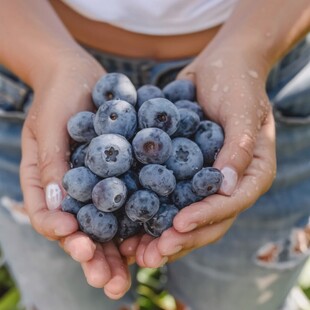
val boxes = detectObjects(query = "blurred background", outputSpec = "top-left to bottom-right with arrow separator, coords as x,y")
0,246 -> 310,310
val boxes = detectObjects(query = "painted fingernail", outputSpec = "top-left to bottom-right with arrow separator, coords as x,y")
220,167 -> 238,196
45,183 -> 62,210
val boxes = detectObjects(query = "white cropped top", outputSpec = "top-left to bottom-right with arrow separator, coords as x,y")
60,0 -> 238,35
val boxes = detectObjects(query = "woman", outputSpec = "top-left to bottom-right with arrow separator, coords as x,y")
0,0 -> 309,309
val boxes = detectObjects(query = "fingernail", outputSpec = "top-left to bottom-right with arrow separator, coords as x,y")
220,167 -> 238,196
169,245 -> 183,255
183,223 -> 198,232
160,257 -> 169,266
45,183 -> 63,210
54,223 -> 76,236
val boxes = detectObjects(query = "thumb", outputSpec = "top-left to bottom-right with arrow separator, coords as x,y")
36,108 -> 71,210
212,97 -> 271,196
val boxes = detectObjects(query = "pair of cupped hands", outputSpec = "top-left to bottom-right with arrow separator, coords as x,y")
20,44 -> 276,299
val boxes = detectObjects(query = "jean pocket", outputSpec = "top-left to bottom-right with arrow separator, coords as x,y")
254,219 -> 310,270
270,40 -> 310,125
0,70 -> 32,122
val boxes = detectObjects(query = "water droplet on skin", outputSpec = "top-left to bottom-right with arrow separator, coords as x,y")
41,152 -> 47,163
223,86 -> 230,93
240,93 -> 245,98
234,120 -> 240,126
246,119 -> 252,125
257,109 -> 264,118
230,153 -> 238,160
83,83 -> 90,90
65,151 -> 71,157
31,114 -> 37,120
259,99 -> 266,107
246,191 -> 251,198
240,74 -> 246,79
265,32 -> 272,38
55,145 -> 60,153
211,59 -> 224,68
251,177 -> 257,185
212,84 -> 219,92
240,115 -> 245,119
248,70 -> 259,79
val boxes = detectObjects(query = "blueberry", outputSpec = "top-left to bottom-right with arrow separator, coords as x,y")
93,99 -> 137,139
62,167 -> 101,202
165,137 -> 203,180
171,180 -> 203,210
61,195 -> 85,215
119,170 -> 140,195
132,128 -> 172,164
116,211 -> 143,239
138,98 -> 180,136
159,195 -> 172,205
195,121 -> 224,166
67,111 -> 97,143
163,80 -> 196,103
92,73 -> 137,108
70,144 -> 88,168
92,177 -> 127,212
85,134 -> 133,178
174,100 -> 205,120
144,204 -> 179,237
173,108 -> 200,138
77,204 -> 118,242
139,164 -> 176,196
137,85 -> 164,110
125,190 -> 160,222
192,167 -> 223,197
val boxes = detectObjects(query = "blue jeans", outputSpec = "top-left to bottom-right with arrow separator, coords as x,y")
0,35 -> 310,310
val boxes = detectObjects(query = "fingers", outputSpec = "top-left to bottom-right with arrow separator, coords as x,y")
34,105 -> 71,210
173,115 -> 276,233
20,126 -> 78,239
179,59 -> 274,198
213,101 -> 271,196
135,219 -> 234,268
81,244 -> 112,288
119,234 -> 144,257
59,232 -> 96,262
81,242 -> 131,299
102,242 -> 132,299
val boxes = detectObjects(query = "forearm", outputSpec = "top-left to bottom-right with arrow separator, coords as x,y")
0,0 -> 82,86
206,0 -> 310,74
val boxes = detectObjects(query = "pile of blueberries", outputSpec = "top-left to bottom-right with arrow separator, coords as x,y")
61,73 -> 224,243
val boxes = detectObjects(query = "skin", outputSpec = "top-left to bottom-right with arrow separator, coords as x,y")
0,0 -> 309,300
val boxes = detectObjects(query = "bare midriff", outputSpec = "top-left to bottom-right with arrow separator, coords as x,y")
50,0 -> 222,60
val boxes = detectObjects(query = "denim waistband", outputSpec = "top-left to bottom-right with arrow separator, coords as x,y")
0,35 -> 309,122
85,46 -> 193,88
0,49 -> 193,121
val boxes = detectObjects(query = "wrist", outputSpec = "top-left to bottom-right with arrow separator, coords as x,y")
30,44 -> 105,91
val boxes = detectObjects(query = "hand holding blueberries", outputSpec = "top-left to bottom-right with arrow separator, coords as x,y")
122,42 -> 277,267
20,53 -> 133,299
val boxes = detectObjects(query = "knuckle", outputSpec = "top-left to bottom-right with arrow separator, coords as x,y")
236,131 -> 256,162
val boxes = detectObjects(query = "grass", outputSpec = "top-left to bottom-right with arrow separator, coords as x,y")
0,247 -> 309,310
